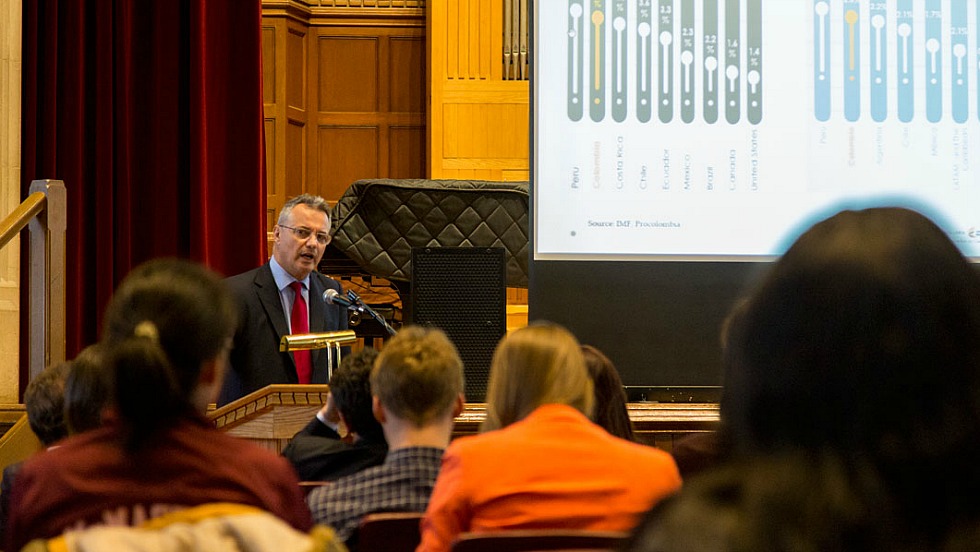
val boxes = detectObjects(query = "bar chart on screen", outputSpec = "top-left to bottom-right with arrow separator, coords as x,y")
567,0 -> 763,125
813,0 -> 977,124
538,1 -> 980,260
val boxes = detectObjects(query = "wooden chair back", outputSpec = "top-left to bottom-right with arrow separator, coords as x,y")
356,511 -> 424,552
450,529 -> 629,552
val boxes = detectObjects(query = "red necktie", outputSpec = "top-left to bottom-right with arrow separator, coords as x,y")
289,281 -> 312,384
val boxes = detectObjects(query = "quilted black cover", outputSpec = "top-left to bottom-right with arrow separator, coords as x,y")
329,179 -> 529,287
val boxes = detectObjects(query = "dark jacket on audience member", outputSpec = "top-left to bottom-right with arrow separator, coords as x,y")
283,417 -> 387,482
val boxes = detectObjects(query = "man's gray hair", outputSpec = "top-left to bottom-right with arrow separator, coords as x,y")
277,194 -> 331,226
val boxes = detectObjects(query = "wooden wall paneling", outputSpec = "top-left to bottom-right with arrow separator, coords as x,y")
467,0 -> 479,78
286,26 -> 306,110
286,119 -> 307,199
317,36 -> 380,113
262,22 -> 281,231
389,126 -> 424,177
263,1 -> 424,214
312,32 -> 371,201
317,125 -> 380,199
311,24 -> 425,202
428,0 -> 528,179
456,0 -> 467,78
389,37 -> 424,113
385,34 -> 425,178
262,16 -> 310,228
489,0 -> 502,80
286,21 -> 310,204
442,103 -> 458,159
262,27 -> 277,103
446,1 -> 458,80
427,2 -> 441,175
501,169 -> 528,181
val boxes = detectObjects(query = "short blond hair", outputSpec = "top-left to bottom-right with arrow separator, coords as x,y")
370,326 -> 464,427
483,322 -> 594,431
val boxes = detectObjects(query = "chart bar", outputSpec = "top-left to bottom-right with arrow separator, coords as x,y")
567,0 -> 584,121
843,1 -> 861,122
925,0 -> 942,123
590,0 -> 606,122
612,0 -> 629,122
636,0 -> 653,122
869,2 -> 887,122
725,0 -> 741,123
897,0 -> 914,122
703,0 -> 720,123
680,0 -> 696,123
659,0 -> 675,122
746,0 -> 762,124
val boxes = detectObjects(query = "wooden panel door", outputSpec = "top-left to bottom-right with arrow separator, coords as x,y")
261,2 -> 426,219
428,0 -> 529,180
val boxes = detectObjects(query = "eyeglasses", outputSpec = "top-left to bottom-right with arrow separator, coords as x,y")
279,225 -> 331,245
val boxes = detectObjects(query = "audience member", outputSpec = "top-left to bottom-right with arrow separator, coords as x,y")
63,343 -> 110,435
417,322 -> 682,552
581,344 -> 634,440
625,452 -> 907,552
625,207 -> 980,551
220,194 -> 348,404
307,326 -> 464,547
22,362 -> 72,446
668,301 -> 746,479
0,362 -> 72,543
283,347 -> 388,481
6,259 -> 314,551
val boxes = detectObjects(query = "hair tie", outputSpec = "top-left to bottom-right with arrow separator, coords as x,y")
134,320 -> 159,342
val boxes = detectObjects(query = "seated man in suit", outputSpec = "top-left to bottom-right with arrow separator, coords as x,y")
220,194 -> 349,405
307,326 -> 464,546
282,347 -> 388,481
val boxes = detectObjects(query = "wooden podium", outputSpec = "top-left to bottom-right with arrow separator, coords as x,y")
208,385 -> 720,454
208,384 -> 330,453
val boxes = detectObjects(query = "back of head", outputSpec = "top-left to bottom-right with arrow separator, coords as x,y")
102,258 -> 236,450
581,345 -> 634,441
624,452 -> 910,552
64,344 -> 110,435
329,347 -> 383,441
724,207 -> 980,455
722,207 -> 980,533
24,362 -> 71,446
370,326 -> 464,427
484,323 -> 594,431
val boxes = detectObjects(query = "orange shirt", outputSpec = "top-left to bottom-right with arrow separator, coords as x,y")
417,404 -> 682,552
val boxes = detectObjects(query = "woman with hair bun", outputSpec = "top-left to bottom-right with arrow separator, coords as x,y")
7,259 -> 313,551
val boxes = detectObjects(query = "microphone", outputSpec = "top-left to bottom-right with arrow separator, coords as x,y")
323,288 -> 364,312
344,289 -> 398,337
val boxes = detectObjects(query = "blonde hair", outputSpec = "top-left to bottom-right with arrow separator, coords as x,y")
371,326 -> 464,427
483,323 -> 594,432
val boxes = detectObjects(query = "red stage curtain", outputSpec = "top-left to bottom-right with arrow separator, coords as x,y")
21,0 -> 267,376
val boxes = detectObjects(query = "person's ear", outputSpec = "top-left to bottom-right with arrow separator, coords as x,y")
452,393 -> 464,418
372,395 -> 387,424
193,357 -> 225,410
199,358 -> 219,386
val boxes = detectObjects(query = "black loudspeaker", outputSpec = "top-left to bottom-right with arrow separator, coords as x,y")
411,247 -> 506,402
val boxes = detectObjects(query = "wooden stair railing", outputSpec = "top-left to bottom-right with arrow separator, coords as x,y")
0,179 -> 66,382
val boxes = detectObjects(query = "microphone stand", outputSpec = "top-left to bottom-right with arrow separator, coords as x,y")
346,290 -> 398,337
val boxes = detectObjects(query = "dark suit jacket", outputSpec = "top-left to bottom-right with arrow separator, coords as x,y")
281,417 -> 388,482
219,263 -> 348,405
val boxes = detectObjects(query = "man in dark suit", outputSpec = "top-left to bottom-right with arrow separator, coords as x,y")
282,347 -> 388,481
219,194 -> 349,405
